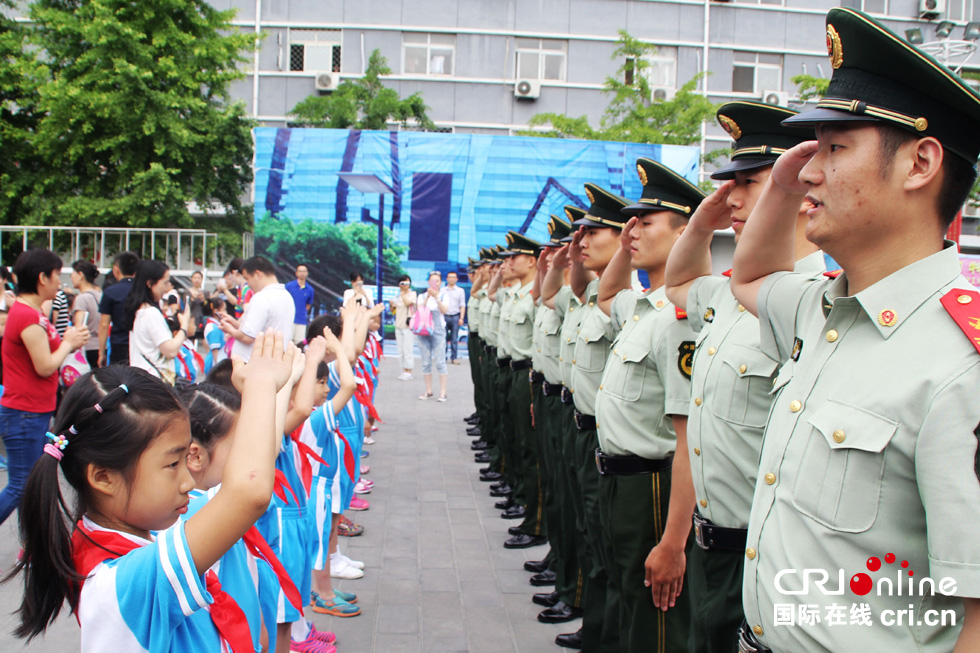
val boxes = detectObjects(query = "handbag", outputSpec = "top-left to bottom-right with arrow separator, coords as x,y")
410,300 -> 433,336
59,349 -> 92,388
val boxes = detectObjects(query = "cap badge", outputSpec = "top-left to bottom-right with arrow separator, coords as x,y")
548,221 -> 556,235
585,187 -> 595,204
878,309 -> 897,327
506,233 -> 514,244
827,24 -> 843,70
636,163 -> 649,186
718,115 -> 742,140
565,208 -> 574,221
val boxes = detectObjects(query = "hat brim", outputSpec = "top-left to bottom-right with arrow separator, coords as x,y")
572,217 -> 620,229
710,157 -> 777,180
559,236 -> 574,243
622,202 -> 683,216
781,107 -> 880,128
541,242 -> 563,248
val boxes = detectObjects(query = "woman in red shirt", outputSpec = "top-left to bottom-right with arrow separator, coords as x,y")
0,249 -> 88,526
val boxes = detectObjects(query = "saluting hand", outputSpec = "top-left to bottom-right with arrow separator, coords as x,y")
771,140 -> 818,196
688,180 -> 735,233
620,216 -> 639,250
568,230 -> 585,263
552,244 -> 571,270
644,542 -> 686,612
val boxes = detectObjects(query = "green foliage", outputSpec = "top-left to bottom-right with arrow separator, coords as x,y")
255,214 -> 407,298
3,0 -> 256,232
792,74 -> 831,103
519,30 -> 718,152
289,50 -> 436,130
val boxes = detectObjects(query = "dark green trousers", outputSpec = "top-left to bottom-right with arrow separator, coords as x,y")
561,404 -> 591,610
495,362 -> 522,501
542,392 -> 581,607
482,352 -> 504,473
510,367 -> 541,531
576,425 -> 620,653
687,540 -> 744,653
599,469 -> 693,653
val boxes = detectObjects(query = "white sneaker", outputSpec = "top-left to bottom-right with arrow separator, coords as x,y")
339,552 -> 365,570
363,436 -> 376,445
330,560 -> 364,579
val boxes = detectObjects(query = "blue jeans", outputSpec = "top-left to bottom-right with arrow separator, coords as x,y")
418,323 -> 448,375
445,314 -> 460,361
0,406 -> 53,526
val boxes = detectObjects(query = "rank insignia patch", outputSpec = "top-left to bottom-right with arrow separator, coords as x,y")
678,341 -> 695,379
791,337 -> 804,362
704,307 -> 715,323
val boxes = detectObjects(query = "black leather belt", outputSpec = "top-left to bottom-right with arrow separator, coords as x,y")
560,386 -> 574,405
574,410 -> 596,431
484,343 -> 495,353
542,381 -> 562,396
693,511 -> 748,552
594,449 -> 673,475
737,620 -> 772,653
496,357 -> 512,368
529,370 -> 545,383
511,359 -> 532,371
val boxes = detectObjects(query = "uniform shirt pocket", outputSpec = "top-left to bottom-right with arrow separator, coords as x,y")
792,399 -> 898,533
604,340 -> 652,402
708,344 -> 779,428
576,317 -> 612,373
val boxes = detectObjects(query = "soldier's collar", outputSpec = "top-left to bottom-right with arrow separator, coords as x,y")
640,285 -> 670,311
794,250 -> 829,276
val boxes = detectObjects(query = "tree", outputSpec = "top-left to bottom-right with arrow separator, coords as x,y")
19,0 -> 256,236
289,50 -> 436,130
519,31 -> 718,150
792,74 -> 830,103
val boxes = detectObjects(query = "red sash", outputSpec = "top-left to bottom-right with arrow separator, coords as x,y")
71,520 -> 254,653
241,527 -> 303,613
354,363 -> 381,422
334,428 -> 358,481
287,428 -> 331,494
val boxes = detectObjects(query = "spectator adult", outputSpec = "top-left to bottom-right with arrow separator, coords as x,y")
98,251 -> 140,367
0,249 -> 88,526
343,272 -> 374,308
220,256 -> 294,362
124,260 -> 194,381
161,278 -> 180,318
285,263 -> 315,344
186,270 -> 207,336
390,274 -> 417,380
69,260 -> 102,369
440,271 -> 466,365
416,271 -> 448,401
216,257 -> 252,318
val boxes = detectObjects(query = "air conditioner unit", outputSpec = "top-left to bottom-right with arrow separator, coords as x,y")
762,90 -> 790,106
920,0 -> 945,18
514,79 -> 541,100
651,86 -> 676,102
315,71 -> 341,92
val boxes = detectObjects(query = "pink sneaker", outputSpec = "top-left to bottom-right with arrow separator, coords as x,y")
360,464 -> 370,474
354,480 -> 371,495
290,628 -> 336,653
349,496 -> 370,511
309,624 -> 337,645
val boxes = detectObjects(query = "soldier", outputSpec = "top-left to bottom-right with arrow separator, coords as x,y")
475,247 -> 505,471
464,252 -> 489,440
591,158 -> 703,652
662,102 -> 825,652
730,8 -> 980,651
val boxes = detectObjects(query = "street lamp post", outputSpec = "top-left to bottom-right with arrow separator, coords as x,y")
336,173 -> 395,305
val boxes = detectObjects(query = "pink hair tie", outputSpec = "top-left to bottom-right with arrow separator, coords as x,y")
43,444 -> 64,461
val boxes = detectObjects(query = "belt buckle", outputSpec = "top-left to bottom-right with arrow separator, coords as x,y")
528,370 -> 534,383
737,630 -> 760,653
693,514 -> 708,550
595,449 -> 604,475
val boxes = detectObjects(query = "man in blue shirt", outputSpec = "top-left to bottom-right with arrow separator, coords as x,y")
98,251 -> 140,366
285,263 -> 315,343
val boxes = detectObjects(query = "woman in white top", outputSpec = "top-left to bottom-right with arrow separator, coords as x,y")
342,272 -> 374,309
416,271 -> 448,401
69,260 -> 103,369
124,260 -> 194,381
390,274 -> 417,380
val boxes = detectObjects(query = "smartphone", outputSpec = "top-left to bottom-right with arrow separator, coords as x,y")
77,310 -> 89,327
356,298 -> 364,306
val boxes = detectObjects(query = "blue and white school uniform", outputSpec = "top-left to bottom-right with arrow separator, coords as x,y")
203,317 -> 227,374
331,360 -> 364,511
75,516 -> 223,652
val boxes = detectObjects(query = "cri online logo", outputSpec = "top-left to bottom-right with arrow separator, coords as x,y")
775,553 -> 957,597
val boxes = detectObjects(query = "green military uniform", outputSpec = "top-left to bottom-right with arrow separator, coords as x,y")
479,248 -> 506,475
467,254 -> 488,445
494,276 -> 524,507
567,184 -> 633,652
593,159 -> 706,653
740,9 -> 980,652
683,102 -> 820,653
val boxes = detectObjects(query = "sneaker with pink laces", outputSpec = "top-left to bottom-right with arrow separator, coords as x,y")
290,628 -> 336,653
354,480 -> 371,495
360,464 -> 370,474
349,496 -> 370,511
308,624 -> 337,645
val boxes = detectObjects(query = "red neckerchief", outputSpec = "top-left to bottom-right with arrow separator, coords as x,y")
334,428 -> 357,481
354,363 -> 381,422
287,427 -> 331,495
240,527 -> 303,614
71,520 -> 254,653
272,469 -> 302,507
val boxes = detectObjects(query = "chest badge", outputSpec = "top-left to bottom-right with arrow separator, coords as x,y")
703,307 -> 714,323
678,341 -> 695,380
791,337 -> 804,362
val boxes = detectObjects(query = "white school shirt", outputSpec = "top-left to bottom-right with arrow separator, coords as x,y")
231,283 -> 295,361
129,306 -> 172,378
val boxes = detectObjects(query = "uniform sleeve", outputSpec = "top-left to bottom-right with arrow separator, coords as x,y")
656,316 -> 697,417
756,271 -> 816,363
205,324 -> 225,351
108,521 -> 212,641
554,286 -> 571,320
609,290 -> 634,337
687,276 -> 729,333
915,359 -> 980,597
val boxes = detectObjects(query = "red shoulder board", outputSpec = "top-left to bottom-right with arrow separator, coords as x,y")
722,269 -> 733,278
675,306 -> 688,320
940,289 -> 980,354
824,269 -> 843,279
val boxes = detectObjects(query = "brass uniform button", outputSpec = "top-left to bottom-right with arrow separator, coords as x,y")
833,429 -> 845,443
826,329 -> 839,342
572,359 -> 576,364
707,347 -> 716,356
957,294 -> 973,304
739,364 -> 747,374
693,447 -> 701,456
694,397 -> 702,406
753,625 -> 764,636
764,473 -> 776,485
789,400 -> 802,413
633,315 -> 639,321
589,301 -> 594,307
746,547 -> 757,560
699,499 -> 707,508
738,304 -> 746,312
599,384 -> 603,391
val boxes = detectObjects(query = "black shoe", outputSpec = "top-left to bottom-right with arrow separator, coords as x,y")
529,569 -> 556,586
474,452 -> 491,463
466,426 -> 482,436
489,481 -> 505,491
537,601 -> 583,624
501,505 -> 526,520
480,471 -> 503,482
479,466 -> 493,474
489,485 -> 512,498
471,441 -> 488,451
504,533 -> 547,549
465,418 -> 479,426
508,525 -> 524,536
532,590 -> 560,607
523,559 -> 549,573
555,629 -> 583,649
464,412 -> 477,422
495,498 -> 515,510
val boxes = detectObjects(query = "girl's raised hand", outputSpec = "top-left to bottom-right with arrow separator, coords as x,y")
306,335 -> 328,365
231,330 -> 295,393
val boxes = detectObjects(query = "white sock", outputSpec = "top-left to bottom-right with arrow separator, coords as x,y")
291,618 -> 311,641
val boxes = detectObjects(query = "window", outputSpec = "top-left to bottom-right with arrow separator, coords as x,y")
840,0 -> 888,13
515,38 -> 567,81
625,46 -> 678,88
946,0 -> 974,21
403,33 -> 456,75
732,52 -> 783,94
288,29 -> 342,72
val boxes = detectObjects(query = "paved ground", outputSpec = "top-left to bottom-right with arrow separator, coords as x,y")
0,355 -> 575,652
